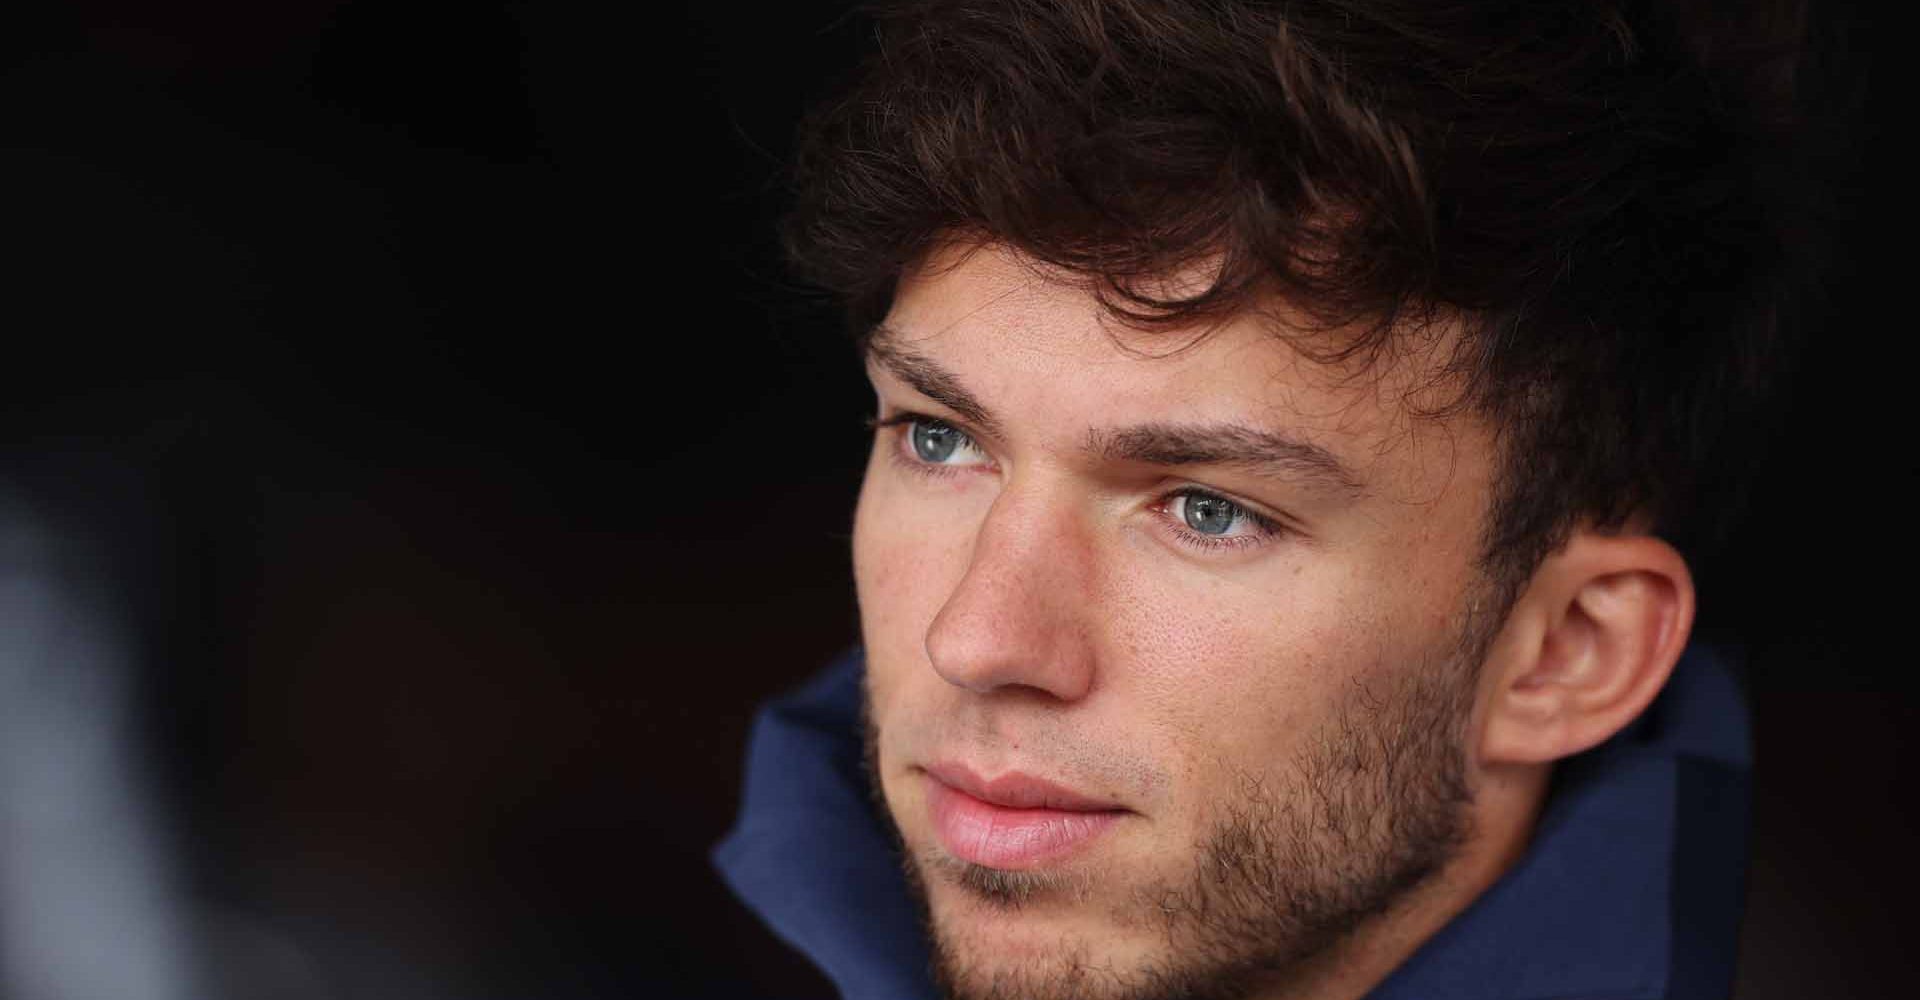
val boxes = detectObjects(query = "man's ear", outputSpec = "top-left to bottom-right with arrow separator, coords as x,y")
1480,531 -> 1695,765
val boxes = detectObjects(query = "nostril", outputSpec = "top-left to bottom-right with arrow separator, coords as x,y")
921,486 -> 1097,701
923,582 -> 1094,702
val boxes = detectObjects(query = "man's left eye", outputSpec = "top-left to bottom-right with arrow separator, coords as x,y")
1167,491 -> 1271,541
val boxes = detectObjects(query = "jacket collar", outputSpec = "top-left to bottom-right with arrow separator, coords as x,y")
712,653 -> 932,1000
1370,643 -> 1751,1000
715,646 -> 1750,1000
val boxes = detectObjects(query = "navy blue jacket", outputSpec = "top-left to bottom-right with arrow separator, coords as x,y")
715,646 -> 1750,1000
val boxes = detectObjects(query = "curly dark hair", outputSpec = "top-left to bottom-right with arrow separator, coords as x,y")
785,0 -> 1810,596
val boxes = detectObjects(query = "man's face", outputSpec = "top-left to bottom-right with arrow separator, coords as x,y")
855,244 -> 1503,1000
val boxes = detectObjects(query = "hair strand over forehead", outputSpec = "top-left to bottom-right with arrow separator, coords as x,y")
788,0 -> 1813,596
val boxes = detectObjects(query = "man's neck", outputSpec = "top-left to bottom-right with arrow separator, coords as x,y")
1254,762 -> 1554,1000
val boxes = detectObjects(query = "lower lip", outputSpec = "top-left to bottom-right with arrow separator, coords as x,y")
925,779 -> 1125,869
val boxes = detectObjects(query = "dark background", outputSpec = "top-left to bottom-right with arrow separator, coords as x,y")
0,2 -> 1899,997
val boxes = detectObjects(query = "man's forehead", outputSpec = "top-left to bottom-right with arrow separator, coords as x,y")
875,243 -> 1478,465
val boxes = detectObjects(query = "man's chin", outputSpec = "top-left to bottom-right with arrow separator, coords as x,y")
922,852 -> 1097,910
919,867 -> 1155,1000
914,854 -> 1162,980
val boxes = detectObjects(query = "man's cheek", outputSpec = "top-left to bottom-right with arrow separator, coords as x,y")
858,498 -> 969,668
857,548 -> 935,682
853,497 -> 915,655
855,501 -> 944,752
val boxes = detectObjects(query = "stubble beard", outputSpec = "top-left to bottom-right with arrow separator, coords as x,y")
862,619 -> 1486,1000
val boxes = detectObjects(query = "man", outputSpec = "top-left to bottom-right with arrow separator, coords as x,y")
717,1 -> 1801,998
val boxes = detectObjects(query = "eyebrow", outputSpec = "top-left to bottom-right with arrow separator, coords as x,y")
866,326 -> 1006,440
865,325 -> 1363,497
1088,423 -> 1363,496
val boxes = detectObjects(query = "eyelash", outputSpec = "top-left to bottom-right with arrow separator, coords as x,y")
1158,492 -> 1284,552
868,413 -> 989,480
868,412 -> 1289,553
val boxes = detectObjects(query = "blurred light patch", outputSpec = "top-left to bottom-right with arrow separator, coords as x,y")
0,487 -> 199,1000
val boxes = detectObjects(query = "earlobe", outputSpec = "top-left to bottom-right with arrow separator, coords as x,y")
1480,533 -> 1694,765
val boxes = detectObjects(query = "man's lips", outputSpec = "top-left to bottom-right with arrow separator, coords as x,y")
922,763 -> 1128,869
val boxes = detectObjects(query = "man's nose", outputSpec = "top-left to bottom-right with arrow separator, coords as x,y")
922,483 -> 1096,702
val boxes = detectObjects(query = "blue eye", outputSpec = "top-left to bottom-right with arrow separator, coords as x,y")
1164,490 -> 1280,550
910,420 -> 974,464
1178,493 -> 1242,535
873,412 -> 992,476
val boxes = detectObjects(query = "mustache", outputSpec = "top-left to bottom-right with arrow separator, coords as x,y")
859,681 -> 1170,805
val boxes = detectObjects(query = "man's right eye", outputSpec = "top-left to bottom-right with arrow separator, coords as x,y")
868,412 -> 994,476
909,419 -> 973,464
907,418 -> 996,471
